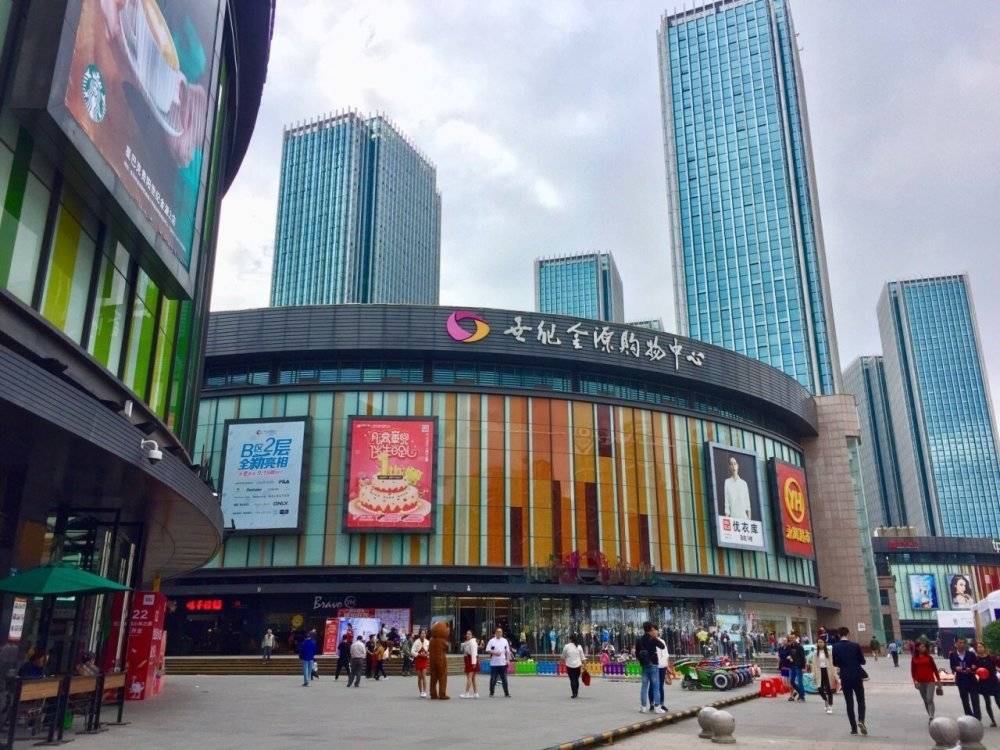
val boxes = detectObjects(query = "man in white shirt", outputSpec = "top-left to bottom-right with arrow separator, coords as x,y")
485,627 -> 512,698
724,456 -> 752,520
348,636 -> 367,687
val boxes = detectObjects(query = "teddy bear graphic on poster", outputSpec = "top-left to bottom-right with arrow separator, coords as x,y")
428,620 -> 450,699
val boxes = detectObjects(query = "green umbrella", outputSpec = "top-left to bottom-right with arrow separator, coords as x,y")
0,563 -> 130,596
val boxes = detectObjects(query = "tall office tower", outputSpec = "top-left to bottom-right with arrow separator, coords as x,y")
629,318 -> 664,331
534,252 -> 625,322
843,356 -> 907,530
269,112 -> 441,306
658,0 -> 841,394
878,275 -> 1000,537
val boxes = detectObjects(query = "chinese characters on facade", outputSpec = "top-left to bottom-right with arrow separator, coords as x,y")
502,315 -> 705,372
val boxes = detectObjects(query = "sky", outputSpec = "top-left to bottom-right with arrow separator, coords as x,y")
212,0 -> 1000,397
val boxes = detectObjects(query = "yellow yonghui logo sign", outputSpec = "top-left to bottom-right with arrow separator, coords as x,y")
782,476 -> 805,524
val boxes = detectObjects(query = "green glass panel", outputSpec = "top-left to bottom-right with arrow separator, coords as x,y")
86,243 -> 131,372
0,129 -> 50,302
148,297 -> 179,418
166,301 -> 193,433
40,197 -> 97,341
122,271 -> 160,397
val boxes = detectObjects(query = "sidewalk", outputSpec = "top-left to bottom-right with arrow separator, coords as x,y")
67,671 -> 755,750
616,654 -> 999,750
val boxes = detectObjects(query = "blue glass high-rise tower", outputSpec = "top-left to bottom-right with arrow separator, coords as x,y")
878,275 -> 1000,538
534,252 -> 625,323
270,112 -> 441,306
843,355 -> 907,530
658,0 -> 841,394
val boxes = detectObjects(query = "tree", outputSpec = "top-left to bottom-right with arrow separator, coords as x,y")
983,621 -> 1000,655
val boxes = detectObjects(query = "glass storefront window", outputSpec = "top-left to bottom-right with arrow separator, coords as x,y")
148,297 -> 180,418
86,242 -> 132,374
40,192 -> 98,342
0,127 -> 52,304
122,270 -> 160,397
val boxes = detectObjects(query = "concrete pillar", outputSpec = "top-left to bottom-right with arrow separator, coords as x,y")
804,395 -> 882,639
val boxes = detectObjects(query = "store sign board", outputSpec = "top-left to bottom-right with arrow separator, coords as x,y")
7,598 -> 26,642
705,442 -> 766,553
220,418 -> 307,533
937,610 -> 974,629
769,459 -> 815,559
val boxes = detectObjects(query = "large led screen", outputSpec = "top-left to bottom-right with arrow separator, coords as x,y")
219,419 -> 307,533
344,417 -> 437,533
55,0 -> 224,269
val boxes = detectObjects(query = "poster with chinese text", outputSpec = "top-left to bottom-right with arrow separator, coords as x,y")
345,417 -> 436,533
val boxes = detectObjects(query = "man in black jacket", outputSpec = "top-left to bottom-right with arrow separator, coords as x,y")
787,633 -> 806,702
335,634 -> 352,680
636,622 -> 667,714
949,637 -> 978,717
832,627 -> 868,736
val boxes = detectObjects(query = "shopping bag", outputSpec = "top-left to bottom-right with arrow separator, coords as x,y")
581,669 -> 591,687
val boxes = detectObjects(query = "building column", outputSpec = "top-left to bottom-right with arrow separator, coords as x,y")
804,395 -> 883,642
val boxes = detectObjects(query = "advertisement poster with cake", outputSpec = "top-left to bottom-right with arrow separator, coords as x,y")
345,417 -> 437,533
56,0 -> 224,268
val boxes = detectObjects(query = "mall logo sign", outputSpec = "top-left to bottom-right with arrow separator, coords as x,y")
313,595 -> 357,611
446,311 -> 491,343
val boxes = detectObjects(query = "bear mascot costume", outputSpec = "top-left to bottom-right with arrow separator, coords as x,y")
428,620 -> 450,699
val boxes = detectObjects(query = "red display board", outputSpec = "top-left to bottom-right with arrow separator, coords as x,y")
770,460 -> 815,559
125,591 -> 167,700
344,417 -> 437,532
323,618 -> 340,654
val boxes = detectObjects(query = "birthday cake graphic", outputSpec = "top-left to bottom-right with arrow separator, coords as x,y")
350,453 -> 430,520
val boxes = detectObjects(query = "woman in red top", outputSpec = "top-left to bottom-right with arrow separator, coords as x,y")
911,640 -> 941,720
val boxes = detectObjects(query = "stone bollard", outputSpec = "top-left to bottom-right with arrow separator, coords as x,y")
928,717 -> 960,750
709,710 -> 736,745
697,707 -> 717,739
956,715 -> 985,750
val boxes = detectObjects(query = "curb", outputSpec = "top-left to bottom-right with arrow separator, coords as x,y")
541,691 -> 759,750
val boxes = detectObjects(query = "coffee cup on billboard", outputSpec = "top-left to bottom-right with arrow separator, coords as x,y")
122,0 -> 183,115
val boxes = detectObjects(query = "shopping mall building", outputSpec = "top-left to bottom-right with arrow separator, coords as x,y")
0,0 -> 273,668
164,305 -> 884,656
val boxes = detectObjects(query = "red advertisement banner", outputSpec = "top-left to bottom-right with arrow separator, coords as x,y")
772,460 -> 815,559
125,591 -> 167,700
345,418 -> 436,532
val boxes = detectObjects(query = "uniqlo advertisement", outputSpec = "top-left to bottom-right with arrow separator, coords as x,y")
125,591 -> 167,700
771,460 -> 815,559
344,417 -> 437,533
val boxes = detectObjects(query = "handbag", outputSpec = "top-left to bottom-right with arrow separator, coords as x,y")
860,668 -> 869,681
935,685 -> 944,696
581,668 -> 591,687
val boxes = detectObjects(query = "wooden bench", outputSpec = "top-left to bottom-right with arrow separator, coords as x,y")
1,677 -> 62,748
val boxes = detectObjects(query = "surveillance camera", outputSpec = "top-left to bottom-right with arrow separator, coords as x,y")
140,439 -> 163,464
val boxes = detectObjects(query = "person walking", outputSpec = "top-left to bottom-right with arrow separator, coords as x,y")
788,633 -> 807,702
261,629 -> 275,661
373,639 -> 388,680
335,634 -> 352,680
974,642 -> 998,727
869,637 -> 880,662
401,633 -> 414,676
298,630 -> 317,687
461,630 -> 480,698
888,639 -> 900,668
348,635 -> 366,687
650,628 -> 671,712
949,637 -> 978,717
636,622 -> 667,714
911,640 -> 941,721
777,636 -> 793,694
832,627 -> 868,736
412,628 -> 431,698
365,634 -> 377,679
561,633 -> 585,699
810,637 -> 837,714
486,627 -> 512,698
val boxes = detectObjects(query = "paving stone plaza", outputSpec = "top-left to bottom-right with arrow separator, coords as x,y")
60,655 -> 996,749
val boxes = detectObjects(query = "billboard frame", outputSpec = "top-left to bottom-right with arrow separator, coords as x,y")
768,458 -> 816,560
342,415 -> 439,535
218,416 -> 309,536
705,441 -> 767,553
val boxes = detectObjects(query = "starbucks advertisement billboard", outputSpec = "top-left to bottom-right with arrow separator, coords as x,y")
49,0 -> 224,279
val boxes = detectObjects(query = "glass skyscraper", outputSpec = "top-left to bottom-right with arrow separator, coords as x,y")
658,0 -> 840,394
535,252 -> 624,322
843,356 -> 907,530
877,275 -> 1000,538
270,112 -> 441,306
